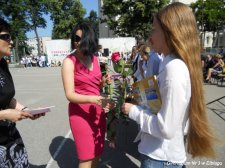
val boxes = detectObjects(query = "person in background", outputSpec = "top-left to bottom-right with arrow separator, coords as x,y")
0,18 -> 44,168
122,2 -> 215,168
132,43 -> 145,82
61,22 -> 113,168
145,49 -> 163,78
96,45 -> 103,57
205,54 -> 224,83
130,45 -> 137,63
138,44 -> 151,79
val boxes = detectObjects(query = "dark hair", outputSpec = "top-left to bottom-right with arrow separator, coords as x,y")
71,22 -> 98,57
0,18 -> 10,33
98,45 -> 102,50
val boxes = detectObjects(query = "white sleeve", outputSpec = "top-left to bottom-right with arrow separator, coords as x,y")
129,78 -> 189,139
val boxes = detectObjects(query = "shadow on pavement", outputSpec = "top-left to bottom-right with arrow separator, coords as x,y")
100,119 -> 140,168
30,119 -> 140,168
48,136 -> 78,168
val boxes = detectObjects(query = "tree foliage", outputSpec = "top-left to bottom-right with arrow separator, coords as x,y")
84,10 -> 99,37
191,0 -> 225,32
102,0 -> 169,40
0,0 -> 50,58
0,0 -> 29,61
25,0 -> 49,55
191,0 -> 225,47
48,0 -> 86,39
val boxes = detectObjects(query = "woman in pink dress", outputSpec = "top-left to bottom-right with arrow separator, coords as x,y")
61,22 -> 111,168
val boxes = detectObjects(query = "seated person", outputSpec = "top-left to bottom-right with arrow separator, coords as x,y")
205,54 -> 224,82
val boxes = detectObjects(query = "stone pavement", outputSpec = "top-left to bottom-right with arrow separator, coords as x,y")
9,67 -> 225,168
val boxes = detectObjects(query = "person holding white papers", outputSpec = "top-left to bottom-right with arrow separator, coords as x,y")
0,18 -> 44,168
122,3 -> 215,168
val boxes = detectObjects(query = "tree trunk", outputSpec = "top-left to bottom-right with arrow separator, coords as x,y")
212,32 -> 216,48
203,31 -> 206,48
15,37 -> 19,63
34,27 -> 41,56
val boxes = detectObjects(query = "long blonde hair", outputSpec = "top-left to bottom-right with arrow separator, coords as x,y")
156,2 -> 215,158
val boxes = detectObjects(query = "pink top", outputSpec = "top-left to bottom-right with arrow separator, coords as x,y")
67,54 -> 102,96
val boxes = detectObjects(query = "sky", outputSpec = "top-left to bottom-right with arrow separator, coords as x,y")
26,0 -> 98,38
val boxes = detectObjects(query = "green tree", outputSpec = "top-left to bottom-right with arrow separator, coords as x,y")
84,10 -> 99,37
0,0 -> 29,62
191,0 -> 225,47
25,0 -> 49,56
102,0 -> 169,40
48,0 -> 86,39
0,0 -> 50,60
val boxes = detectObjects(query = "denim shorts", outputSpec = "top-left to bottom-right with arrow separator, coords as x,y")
140,154 -> 184,168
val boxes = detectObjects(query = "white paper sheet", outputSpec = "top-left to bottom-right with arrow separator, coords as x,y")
25,106 -> 55,115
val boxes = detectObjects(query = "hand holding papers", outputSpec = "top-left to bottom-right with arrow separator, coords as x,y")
24,106 -> 55,115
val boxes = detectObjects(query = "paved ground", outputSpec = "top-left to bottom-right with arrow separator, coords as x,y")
10,67 -> 225,168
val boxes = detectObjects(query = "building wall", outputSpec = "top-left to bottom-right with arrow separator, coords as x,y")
171,0 -> 196,5
98,0 -> 116,38
26,37 -> 51,56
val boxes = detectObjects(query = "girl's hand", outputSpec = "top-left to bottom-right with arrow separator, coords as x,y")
122,103 -> 134,115
3,109 -> 33,122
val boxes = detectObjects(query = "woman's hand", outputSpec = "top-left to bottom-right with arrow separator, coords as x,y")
29,113 -> 45,120
94,96 -> 115,111
2,109 -> 33,122
22,108 -> 46,120
102,97 -> 115,111
102,74 -> 112,85
122,103 -> 134,115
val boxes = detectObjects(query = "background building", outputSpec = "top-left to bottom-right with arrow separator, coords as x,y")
98,0 -> 116,38
171,0 -> 225,51
26,37 -> 51,56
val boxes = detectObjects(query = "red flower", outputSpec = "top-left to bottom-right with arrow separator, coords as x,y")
111,52 -> 121,63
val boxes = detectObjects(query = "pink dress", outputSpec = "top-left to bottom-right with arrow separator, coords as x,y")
67,55 -> 106,160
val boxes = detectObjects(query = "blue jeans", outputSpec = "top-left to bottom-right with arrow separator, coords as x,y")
140,154 -> 184,168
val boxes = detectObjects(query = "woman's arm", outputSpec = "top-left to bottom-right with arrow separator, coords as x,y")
123,62 -> 190,140
61,58 -> 100,104
0,108 -> 33,122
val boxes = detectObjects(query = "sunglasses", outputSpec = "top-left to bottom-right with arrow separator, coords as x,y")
74,35 -> 81,42
0,34 -> 11,41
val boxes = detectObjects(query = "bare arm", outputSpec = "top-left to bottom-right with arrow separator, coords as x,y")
61,58 -> 100,104
0,108 -> 33,122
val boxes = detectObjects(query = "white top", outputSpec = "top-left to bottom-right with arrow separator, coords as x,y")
129,54 -> 191,163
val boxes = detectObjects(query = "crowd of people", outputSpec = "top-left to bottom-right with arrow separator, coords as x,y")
1,2 -> 220,168
20,55 -> 62,68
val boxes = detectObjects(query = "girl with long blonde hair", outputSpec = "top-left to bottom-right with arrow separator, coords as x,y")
122,2 -> 215,168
